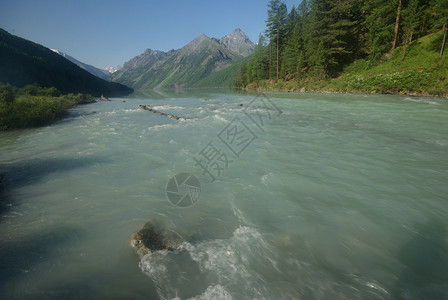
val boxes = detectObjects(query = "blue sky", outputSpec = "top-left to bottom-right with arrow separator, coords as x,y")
0,0 -> 299,69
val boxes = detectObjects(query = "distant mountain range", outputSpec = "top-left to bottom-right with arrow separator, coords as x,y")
0,28 -> 132,96
51,49 -> 111,80
111,28 -> 254,91
51,49 -> 122,78
0,27 -> 253,95
103,65 -> 121,74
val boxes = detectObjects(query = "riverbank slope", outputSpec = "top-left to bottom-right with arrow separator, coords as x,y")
245,32 -> 448,98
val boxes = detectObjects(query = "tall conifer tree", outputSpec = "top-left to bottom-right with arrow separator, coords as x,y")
266,0 -> 288,81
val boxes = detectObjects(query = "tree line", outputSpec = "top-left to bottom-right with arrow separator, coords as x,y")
236,0 -> 448,87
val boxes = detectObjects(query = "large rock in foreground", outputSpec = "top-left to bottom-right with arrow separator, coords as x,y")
130,221 -> 182,257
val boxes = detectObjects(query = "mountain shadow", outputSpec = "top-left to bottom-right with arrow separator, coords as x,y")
0,156 -> 107,216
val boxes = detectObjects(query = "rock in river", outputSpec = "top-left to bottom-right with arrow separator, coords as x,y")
130,221 -> 183,257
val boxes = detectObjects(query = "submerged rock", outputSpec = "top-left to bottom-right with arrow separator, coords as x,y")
130,221 -> 183,257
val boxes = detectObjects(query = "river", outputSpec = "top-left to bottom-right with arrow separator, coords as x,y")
1,91 -> 447,299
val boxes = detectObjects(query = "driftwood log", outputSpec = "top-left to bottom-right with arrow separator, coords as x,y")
139,105 -> 183,121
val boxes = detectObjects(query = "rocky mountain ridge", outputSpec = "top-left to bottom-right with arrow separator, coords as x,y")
215,28 -> 254,57
110,28 -> 254,91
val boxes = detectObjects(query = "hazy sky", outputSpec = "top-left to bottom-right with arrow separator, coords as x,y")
0,0 -> 299,69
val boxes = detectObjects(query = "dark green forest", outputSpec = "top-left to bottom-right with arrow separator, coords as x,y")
236,0 -> 448,96
0,29 -> 133,97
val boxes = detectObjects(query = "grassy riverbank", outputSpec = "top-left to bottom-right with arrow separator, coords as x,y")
245,31 -> 448,98
0,84 -> 95,130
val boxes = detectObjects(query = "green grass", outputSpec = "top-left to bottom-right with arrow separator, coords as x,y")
327,32 -> 448,96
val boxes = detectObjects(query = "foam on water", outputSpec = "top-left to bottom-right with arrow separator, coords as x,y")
261,172 -> 273,186
123,108 -> 142,113
186,285 -> 232,300
210,114 -> 229,123
152,105 -> 185,111
1,92 -> 447,299
403,97 -> 441,105
140,225 -> 274,299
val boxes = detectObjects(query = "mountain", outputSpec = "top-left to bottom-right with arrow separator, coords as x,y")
111,29 -> 254,91
51,49 -> 111,80
193,56 -> 250,88
104,66 -> 121,74
0,28 -> 132,96
110,49 -> 176,88
215,28 -> 254,57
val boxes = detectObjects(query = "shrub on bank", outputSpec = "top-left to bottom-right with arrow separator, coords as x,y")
0,83 -> 95,130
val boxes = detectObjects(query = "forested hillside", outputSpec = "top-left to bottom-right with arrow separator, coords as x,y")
0,29 -> 133,97
236,0 -> 448,96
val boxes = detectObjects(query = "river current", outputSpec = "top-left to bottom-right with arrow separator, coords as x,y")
1,91 -> 447,299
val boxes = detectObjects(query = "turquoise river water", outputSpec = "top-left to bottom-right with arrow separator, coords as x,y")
0,91 -> 447,299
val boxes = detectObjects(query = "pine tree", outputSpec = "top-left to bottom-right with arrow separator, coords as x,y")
364,0 -> 398,58
306,0 -> 356,76
266,0 -> 288,81
248,34 -> 269,82
401,0 -> 422,60
235,61 -> 248,87
281,22 -> 301,79
391,0 -> 403,52
433,0 -> 448,57
281,6 -> 300,79
295,0 -> 312,76
348,0 -> 368,60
